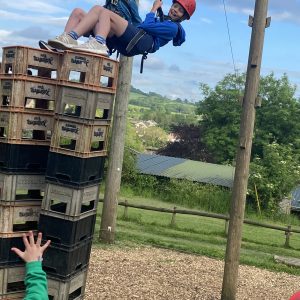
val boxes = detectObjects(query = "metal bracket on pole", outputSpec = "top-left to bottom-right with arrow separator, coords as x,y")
266,17 -> 271,28
248,15 -> 254,27
248,16 -> 271,28
239,136 -> 247,149
255,96 -> 262,108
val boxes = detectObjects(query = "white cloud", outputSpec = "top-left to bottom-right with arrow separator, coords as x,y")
0,0 -> 68,14
201,18 -> 213,24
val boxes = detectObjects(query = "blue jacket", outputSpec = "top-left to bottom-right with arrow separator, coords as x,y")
138,12 -> 186,53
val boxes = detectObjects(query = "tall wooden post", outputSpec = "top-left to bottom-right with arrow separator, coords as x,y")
99,55 -> 133,243
221,1 -> 269,299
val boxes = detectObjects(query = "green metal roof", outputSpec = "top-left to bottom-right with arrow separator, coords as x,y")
137,154 -> 235,188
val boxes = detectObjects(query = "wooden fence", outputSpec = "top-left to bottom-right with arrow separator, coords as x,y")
99,199 -> 300,248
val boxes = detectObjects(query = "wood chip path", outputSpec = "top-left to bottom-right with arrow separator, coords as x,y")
85,247 -> 300,299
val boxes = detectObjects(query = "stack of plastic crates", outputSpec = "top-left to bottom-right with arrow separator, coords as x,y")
38,50 -> 118,299
0,46 -> 60,299
0,46 -> 118,299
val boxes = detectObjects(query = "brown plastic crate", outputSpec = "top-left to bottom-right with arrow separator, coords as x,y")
58,51 -> 100,85
55,85 -> 114,120
50,116 -> 109,157
0,109 -> 53,145
0,75 -> 57,112
0,173 -> 45,202
41,182 -> 99,219
1,46 -> 60,79
58,50 -> 118,92
47,267 -> 88,300
0,201 -> 41,234
0,265 -> 26,298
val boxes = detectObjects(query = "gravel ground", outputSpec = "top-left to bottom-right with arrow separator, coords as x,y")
85,247 -> 300,300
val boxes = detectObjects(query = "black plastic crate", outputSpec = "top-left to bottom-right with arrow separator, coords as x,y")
42,237 -> 92,279
45,152 -> 105,187
38,213 -> 96,248
0,143 -> 49,173
0,237 -> 25,266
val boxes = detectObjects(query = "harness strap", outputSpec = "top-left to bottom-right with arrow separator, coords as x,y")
125,29 -> 147,53
140,53 -> 148,74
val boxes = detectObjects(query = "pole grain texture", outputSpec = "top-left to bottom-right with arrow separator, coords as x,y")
99,55 -> 133,243
221,0 -> 269,299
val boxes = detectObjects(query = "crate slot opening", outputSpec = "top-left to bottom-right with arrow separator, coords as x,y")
100,76 -> 113,87
15,189 -> 43,200
0,127 -> 7,138
95,108 -> 109,120
50,199 -> 67,214
69,287 -> 83,300
4,64 -> 13,74
22,129 -> 51,140
63,103 -> 82,117
69,71 -> 86,83
28,66 -> 57,79
90,141 -> 104,152
7,281 -> 26,292
59,137 -> 76,150
81,200 -> 95,213
13,221 -> 38,232
25,98 -> 55,111
2,95 -> 11,106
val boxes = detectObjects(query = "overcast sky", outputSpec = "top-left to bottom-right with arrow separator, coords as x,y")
0,0 -> 300,101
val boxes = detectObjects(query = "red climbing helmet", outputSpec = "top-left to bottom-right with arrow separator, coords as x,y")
173,0 -> 196,19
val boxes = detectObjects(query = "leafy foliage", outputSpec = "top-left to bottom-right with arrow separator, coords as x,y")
195,72 -> 300,211
248,143 -> 300,212
196,72 -> 300,163
158,124 -> 214,162
137,126 -> 168,148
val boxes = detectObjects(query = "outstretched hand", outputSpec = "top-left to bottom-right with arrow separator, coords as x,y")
11,231 -> 51,263
151,0 -> 163,12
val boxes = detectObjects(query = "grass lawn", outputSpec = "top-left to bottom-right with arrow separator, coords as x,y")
93,192 -> 300,276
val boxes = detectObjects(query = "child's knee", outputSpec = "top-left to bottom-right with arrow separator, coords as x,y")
71,8 -> 86,19
91,5 -> 105,13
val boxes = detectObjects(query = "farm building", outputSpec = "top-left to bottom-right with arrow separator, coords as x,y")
136,153 -> 235,188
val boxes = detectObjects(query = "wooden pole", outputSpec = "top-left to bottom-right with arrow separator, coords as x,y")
99,55 -> 133,243
221,1 -> 269,299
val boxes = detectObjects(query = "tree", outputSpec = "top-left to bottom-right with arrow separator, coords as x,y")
121,121 -> 144,183
248,142 -> 300,212
138,126 -> 168,148
196,72 -> 300,164
196,73 -> 245,163
158,124 -> 214,162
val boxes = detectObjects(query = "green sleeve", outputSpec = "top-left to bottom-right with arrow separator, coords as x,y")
24,261 -> 48,300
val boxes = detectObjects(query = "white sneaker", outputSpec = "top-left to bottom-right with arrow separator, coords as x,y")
72,37 -> 109,56
48,32 -> 78,50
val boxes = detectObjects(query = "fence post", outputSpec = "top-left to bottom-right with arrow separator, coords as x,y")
225,219 -> 229,236
284,225 -> 292,248
170,207 -> 177,227
123,200 -> 128,219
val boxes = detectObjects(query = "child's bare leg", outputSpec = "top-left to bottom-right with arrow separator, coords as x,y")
64,8 -> 87,32
72,6 -> 128,39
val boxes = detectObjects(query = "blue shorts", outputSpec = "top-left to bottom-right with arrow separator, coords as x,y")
84,24 -> 154,56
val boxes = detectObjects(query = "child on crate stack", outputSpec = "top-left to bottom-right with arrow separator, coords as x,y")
47,0 -> 196,57
11,231 -> 51,300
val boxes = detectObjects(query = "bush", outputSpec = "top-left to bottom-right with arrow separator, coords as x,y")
123,174 -> 231,214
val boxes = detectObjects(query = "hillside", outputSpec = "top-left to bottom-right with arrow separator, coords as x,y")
128,86 -> 199,128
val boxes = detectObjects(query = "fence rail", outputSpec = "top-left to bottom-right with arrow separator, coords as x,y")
99,199 -> 299,247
